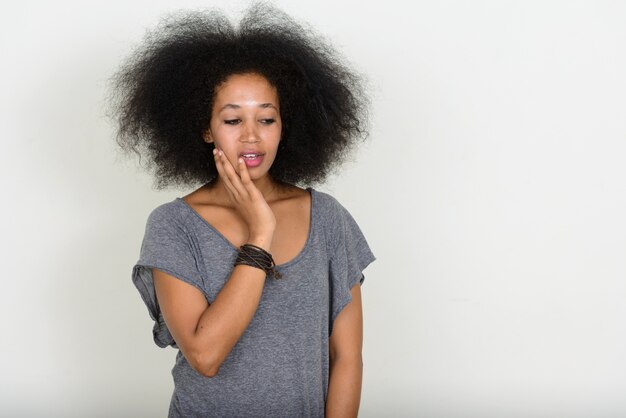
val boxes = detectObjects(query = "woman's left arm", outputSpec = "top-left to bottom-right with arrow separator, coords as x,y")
325,283 -> 364,418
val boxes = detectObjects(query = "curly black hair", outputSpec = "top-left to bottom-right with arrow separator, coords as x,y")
107,2 -> 370,190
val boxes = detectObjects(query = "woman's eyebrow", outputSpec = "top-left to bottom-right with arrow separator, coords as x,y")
218,103 -> 278,111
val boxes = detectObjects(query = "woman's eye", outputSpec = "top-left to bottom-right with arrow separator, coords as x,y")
260,119 -> 276,125
224,119 -> 240,125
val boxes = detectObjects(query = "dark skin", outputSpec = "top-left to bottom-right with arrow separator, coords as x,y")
152,72 -> 363,417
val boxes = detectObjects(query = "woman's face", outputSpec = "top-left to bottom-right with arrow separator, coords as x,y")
205,72 -> 282,180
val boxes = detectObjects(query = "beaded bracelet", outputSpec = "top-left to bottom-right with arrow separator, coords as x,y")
234,243 -> 283,280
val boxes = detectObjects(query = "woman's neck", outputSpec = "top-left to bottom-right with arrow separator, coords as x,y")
205,175 -> 292,206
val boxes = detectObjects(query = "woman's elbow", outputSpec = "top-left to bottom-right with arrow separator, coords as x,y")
189,349 -> 222,378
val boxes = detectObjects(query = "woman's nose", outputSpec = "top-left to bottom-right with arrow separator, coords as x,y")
241,122 -> 260,142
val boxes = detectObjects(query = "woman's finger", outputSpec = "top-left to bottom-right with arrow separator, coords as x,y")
218,150 -> 254,201
237,157 -> 254,190
214,149 -> 240,200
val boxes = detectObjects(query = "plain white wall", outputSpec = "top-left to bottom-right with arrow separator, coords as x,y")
2,0 -> 625,416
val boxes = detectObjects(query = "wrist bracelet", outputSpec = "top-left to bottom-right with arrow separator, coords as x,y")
234,243 -> 283,280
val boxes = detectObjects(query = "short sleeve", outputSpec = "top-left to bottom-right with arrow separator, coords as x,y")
328,201 -> 376,336
131,204 -> 205,348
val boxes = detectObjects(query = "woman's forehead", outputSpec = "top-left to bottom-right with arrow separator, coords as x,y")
213,73 -> 279,109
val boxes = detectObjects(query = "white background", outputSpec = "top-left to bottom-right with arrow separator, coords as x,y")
2,1 -> 625,417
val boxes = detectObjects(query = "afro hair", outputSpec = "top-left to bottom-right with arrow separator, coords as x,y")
107,2 -> 370,190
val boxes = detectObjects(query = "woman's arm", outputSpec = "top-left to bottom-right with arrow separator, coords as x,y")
153,233 -> 273,378
325,283 -> 364,418
152,147 -> 277,378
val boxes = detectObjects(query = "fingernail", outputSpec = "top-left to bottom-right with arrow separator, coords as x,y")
238,157 -> 244,164
219,150 -> 223,156
213,149 -> 217,155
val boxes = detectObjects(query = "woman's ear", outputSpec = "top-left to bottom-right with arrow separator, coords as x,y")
203,130 -> 213,143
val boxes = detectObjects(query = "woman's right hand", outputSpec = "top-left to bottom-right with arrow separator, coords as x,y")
213,148 -> 276,247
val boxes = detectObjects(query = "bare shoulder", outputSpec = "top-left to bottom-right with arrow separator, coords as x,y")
271,184 -> 311,212
182,184 -> 218,206
275,183 -> 310,201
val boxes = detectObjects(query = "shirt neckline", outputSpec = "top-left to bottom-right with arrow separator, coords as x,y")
175,187 -> 315,270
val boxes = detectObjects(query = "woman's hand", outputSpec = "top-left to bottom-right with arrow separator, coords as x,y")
213,148 -> 276,243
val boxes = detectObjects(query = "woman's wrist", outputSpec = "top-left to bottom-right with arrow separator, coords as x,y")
234,240 -> 283,280
246,233 -> 274,252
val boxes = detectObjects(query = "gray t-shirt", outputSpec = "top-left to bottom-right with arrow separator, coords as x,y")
132,187 -> 376,417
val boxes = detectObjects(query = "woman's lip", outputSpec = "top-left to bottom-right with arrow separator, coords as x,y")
241,154 -> 264,168
239,151 -> 265,156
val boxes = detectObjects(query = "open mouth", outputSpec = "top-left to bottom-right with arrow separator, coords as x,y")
239,153 -> 265,167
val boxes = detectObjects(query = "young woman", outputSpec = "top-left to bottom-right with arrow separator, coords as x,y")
110,4 -> 376,417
